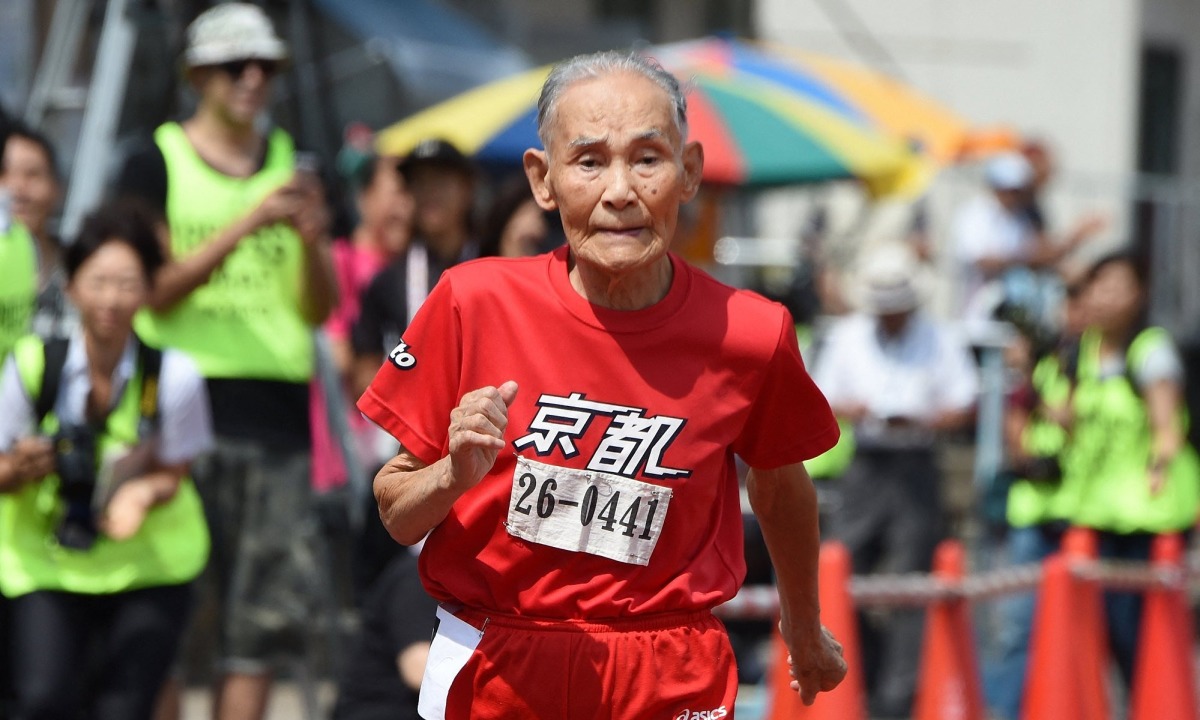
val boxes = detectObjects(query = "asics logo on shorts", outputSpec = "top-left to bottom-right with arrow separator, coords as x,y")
673,706 -> 728,720
388,340 -> 416,369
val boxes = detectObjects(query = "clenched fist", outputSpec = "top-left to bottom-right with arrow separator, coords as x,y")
447,381 -> 519,491
786,622 -> 847,705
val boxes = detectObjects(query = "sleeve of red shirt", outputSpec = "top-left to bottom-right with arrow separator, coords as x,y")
733,310 -> 840,469
357,276 -> 463,465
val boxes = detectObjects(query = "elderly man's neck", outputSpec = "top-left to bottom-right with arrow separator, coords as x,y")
568,255 -> 674,311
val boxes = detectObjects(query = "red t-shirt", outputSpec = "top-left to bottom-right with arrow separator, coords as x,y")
359,246 -> 838,619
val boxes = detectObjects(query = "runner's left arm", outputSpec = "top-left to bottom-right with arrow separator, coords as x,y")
747,461 -> 847,705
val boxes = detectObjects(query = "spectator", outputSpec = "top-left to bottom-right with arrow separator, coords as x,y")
1067,251 -> 1199,688
327,150 -> 414,373
953,152 -> 1098,341
812,243 -> 978,718
0,115 -> 31,720
349,138 -> 476,399
330,549 -> 437,720
360,50 -> 846,717
983,272 -> 1088,720
0,146 -> 36,359
312,151 -> 413,493
1,123 -> 73,338
477,176 -> 553,259
114,4 -> 338,719
0,200 -> 212,720
346,139 -> 477,596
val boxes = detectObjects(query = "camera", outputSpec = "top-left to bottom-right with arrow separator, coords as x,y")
1010,454 -> 1063,484
993,299 -> 1060,361
52,424 -> 100,550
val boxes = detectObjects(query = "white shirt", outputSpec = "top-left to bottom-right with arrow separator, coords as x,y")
812,313 -> 979,448
0,332 -> 213,465
953,193 -> 1037,318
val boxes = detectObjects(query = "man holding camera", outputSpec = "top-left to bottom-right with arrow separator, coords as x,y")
115,5 -> 337,719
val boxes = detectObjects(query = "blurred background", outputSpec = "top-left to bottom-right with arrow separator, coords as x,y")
4,0 -> 1200,345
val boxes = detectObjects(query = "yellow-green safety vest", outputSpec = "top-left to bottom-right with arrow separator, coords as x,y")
1006,355 -> 1077,527
796,324 -> 855,479
0,335 -> 209,597
1066,327 -> 1200,533
0,220 -> 36,360
135,122 -> 313,381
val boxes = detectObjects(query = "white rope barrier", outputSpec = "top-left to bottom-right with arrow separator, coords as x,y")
712,556 -> 1199,620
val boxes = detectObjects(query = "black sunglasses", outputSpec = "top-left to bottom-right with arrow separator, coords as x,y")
216,58 -> 279,79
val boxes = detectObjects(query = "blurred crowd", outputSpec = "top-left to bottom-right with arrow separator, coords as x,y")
0,3 -> 1195,720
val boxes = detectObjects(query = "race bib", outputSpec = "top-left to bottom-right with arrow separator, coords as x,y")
505,456 -> 673,566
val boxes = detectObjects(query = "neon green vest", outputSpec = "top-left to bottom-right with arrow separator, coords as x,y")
1005,356 -> 1078,527
135,122 -> 313,381
797,324 -> 856,479
0,335 -> 210,597
0,221 -> 36,359
1067,327 -> 1200,533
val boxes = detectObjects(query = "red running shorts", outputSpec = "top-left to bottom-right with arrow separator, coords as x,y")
441,609 -> 738,720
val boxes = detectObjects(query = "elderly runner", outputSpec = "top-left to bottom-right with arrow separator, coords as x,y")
360,50 -> 846,719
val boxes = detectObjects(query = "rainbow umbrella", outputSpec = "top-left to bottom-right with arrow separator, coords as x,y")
653,37 -> 974,165
376,39 -> 924,192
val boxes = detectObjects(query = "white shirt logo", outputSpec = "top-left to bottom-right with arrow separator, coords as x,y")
388,340 -> 416,369
513,392 -> 690,479
673,706 -> 728,720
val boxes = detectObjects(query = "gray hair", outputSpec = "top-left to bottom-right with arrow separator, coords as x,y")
536,50 -> 689,153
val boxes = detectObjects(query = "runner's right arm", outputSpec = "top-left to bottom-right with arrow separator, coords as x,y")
374,381 -> 518,545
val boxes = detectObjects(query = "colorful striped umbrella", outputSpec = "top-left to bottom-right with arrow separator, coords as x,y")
376,37 -> 932,192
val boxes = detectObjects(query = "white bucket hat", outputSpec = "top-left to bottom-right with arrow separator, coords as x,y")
184,3 -> 288,68
852,242 -> 928,315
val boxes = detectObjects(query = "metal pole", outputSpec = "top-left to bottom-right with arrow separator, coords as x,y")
24,0 -> 90,126
60,0 -> 136,240
972,336 -> 1008,495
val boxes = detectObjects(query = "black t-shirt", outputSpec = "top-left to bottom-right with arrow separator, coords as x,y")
332,552 -> 437,720
114,137 -> 311,447
351,242 -> 469,357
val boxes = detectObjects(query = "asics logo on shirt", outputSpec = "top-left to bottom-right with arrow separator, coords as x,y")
388,340 -> 416,369
673,706 -> 728,720
513,391 -> 691,480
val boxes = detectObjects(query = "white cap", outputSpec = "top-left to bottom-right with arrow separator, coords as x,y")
984,152 -> 1033,191
184,3 -> 287,68
855,243 -> 925,315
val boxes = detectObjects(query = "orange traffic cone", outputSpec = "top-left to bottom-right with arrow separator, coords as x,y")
765,541 -> 866,720
912,540 -> 985,720
1130,533 -> 1198,720
1062,528 -> 1110,720
1023,528 -> 1110,720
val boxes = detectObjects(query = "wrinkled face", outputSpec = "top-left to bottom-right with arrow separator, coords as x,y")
527,71 -> 702,278
499,200 -> 548,258
1085,261 -> 1143,332
1,136 -> 60,234
193,58 -> 276,126
68,241 -> 148,344
359,158 -> 414,255
407,164 -> 473,241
